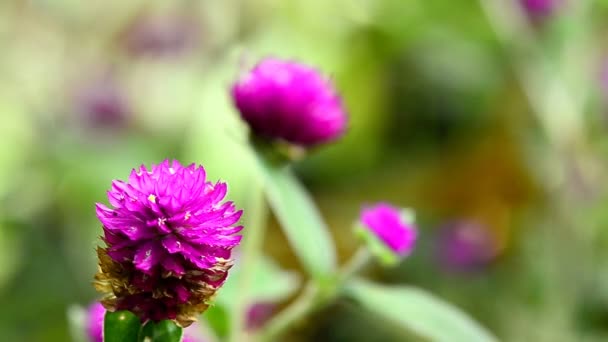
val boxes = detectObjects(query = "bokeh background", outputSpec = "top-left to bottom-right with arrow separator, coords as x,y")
1,0 -> 608,341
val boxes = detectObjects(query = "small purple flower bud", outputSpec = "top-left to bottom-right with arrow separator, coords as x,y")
86,302 -> 105,342
360,203 -> 417,257
72,71 -> 130,129
435,220 -> 497,273
246,302 -> 276,331
520,0 -> 560,18
231,58 -> 348,147
123,13 -> 199,59
94,160 -> 243,327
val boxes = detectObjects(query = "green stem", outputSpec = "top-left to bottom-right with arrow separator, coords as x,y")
228,183 -> 267,342
257,282 -> 320,342
258,247 -> 372,341
339,247 -> 372,281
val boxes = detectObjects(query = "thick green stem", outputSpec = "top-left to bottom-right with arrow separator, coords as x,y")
228,183 -> 267,342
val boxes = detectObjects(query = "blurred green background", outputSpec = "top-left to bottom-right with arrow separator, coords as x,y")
1,0 -> 608,341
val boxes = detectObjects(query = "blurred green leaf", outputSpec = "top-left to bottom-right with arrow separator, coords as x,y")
345,279 -> 497,342
0,223 -> 23,292
256,156 -> 337,279
139,320 -> 182,342
203,305 -> 230,340
103,311 -> 141,342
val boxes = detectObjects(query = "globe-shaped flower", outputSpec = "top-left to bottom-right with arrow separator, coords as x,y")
360,203 -> 417,258
231,58 -> 348,147
94,160 -> 243,327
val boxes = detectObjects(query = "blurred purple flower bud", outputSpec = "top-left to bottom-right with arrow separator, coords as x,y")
246,302 -> 277,331
86,302 -> 105,342
232,58 -> 348,147
520,0 -> 560,18
600,61 -> 608,92
124,13 -> 199,59
360,203 -> 417,257
72,71 -> 130,129
435,220 -> 497,273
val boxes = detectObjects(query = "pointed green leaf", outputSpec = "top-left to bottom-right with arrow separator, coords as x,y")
139,320 -> 182,342
256,156 -> 336,279
345,279 -> 497,342
104,310 -> 141,342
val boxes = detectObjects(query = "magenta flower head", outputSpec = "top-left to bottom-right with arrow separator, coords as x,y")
94,160 -> 243,327
357,203 -> 417,264
231,58 -> 348,148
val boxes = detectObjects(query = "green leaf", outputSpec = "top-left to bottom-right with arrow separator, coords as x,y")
139,320 -> 183,342
103,310 -> 141,342
345,279 -> 497,342
256,156 -> 337,279
203,305 -> 230,340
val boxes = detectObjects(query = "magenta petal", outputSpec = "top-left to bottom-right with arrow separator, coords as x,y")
162,235 -> 183,254
134,241 -> 164,272
107,247 -> 134,262
174,283 -> 190,303
162,256 -> 186,275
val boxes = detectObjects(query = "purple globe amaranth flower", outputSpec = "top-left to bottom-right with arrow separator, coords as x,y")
85,302 -> 206,342
94,160 -> 243,327
86,302 -> 105,342
231,58 -> 348,147
360,203 -> 417,257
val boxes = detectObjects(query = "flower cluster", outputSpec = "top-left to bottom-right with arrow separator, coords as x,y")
231,58 -> 347,147
94,160 -> 243,326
